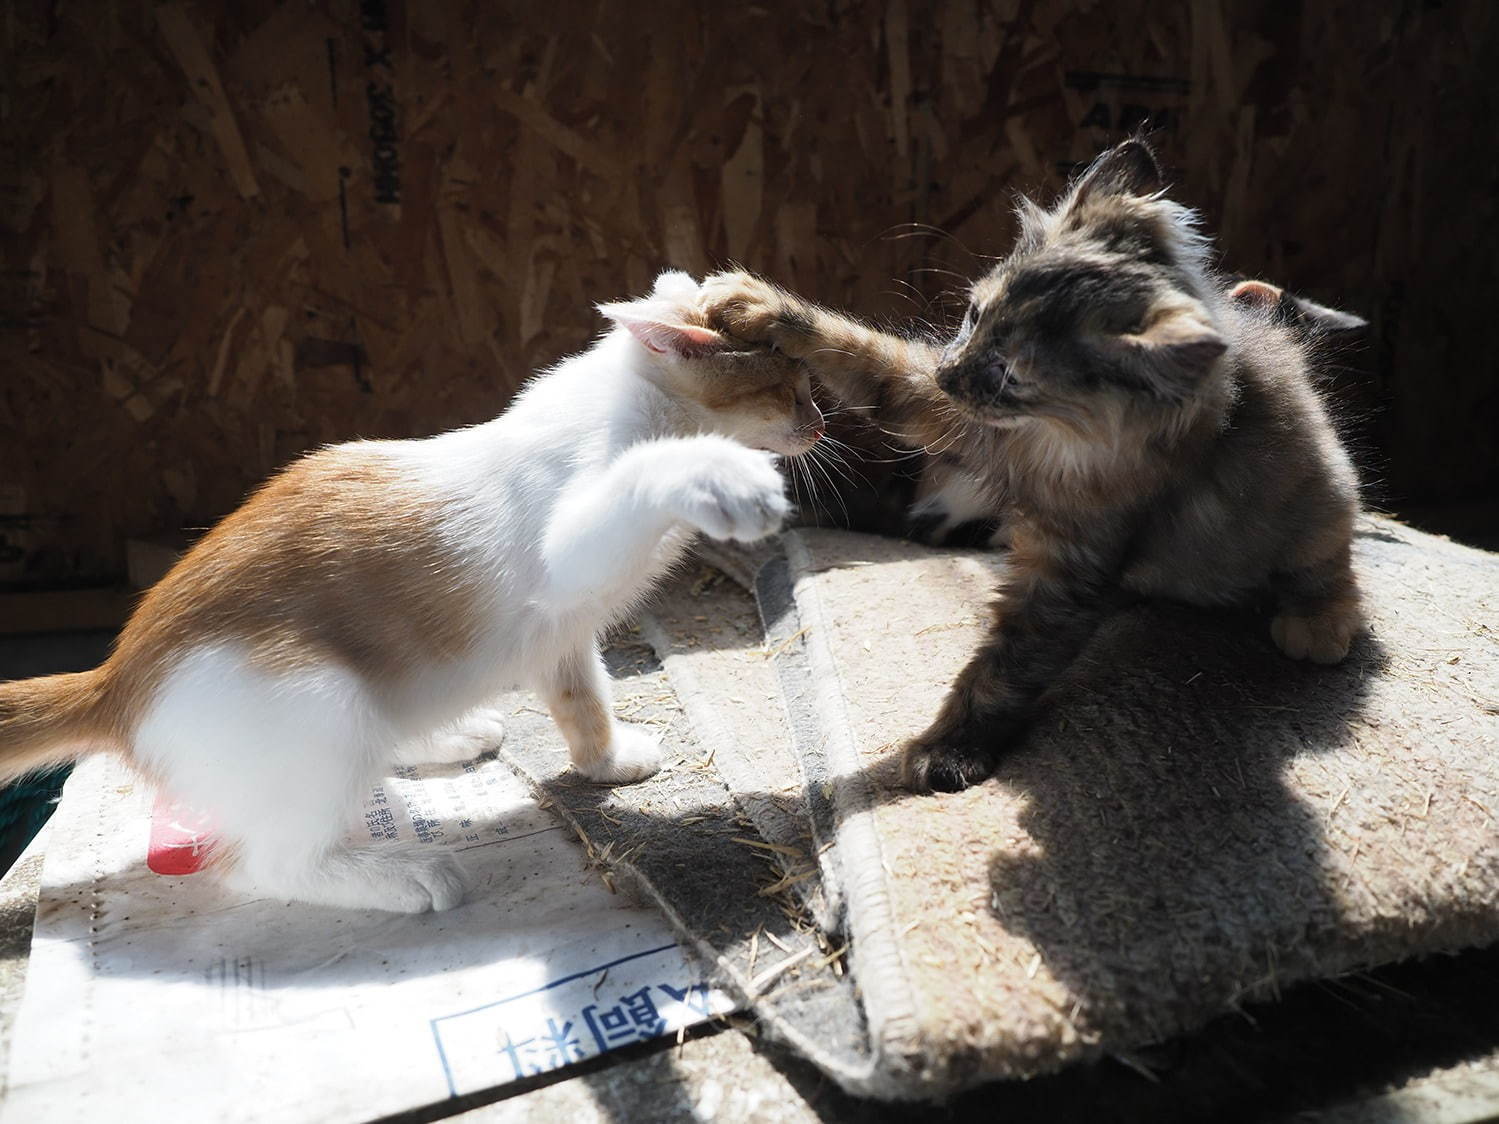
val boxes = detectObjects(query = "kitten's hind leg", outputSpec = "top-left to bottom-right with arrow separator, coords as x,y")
220,724 -> 469,911
539,646 -> 662,784
1270,550 -> 1362,665
138,648 -> 466,912
393,706 -> 508,766
227,841 -> 468,914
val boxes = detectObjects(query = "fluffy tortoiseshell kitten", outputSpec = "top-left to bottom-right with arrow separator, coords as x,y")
702,139 -> 1365,793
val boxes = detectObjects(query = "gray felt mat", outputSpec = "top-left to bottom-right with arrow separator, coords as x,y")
759,515 -> 1499,1098
497,635 -> 877,1091
636,564 -> 840,930
504,516 -> 1499,1103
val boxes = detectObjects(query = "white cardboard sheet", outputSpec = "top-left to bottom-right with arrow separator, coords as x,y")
2,741 -> 732,1123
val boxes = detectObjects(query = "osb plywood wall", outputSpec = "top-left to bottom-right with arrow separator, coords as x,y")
2,0 -> 1494,586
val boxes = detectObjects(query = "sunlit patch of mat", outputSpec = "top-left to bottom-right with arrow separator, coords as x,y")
755,516 -> 1499,1098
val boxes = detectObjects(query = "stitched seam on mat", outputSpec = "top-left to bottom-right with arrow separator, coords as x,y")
784,531 -> 925,1068
636,608 -> 831,928
496,744 -> 902,1099
753,549 -> 850,936
636,606 -> 796,849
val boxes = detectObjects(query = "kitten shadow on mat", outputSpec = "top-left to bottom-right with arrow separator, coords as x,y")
977,601 -> 1390,1046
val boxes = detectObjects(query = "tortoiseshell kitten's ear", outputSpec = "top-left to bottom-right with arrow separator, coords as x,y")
1230,279 -> 1368,336
1109,301 -> 1228,403
1069,136 -> 1163,204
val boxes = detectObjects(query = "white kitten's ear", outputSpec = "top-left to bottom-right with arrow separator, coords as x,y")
598,300 -> 728,358
650,270 -> 701,303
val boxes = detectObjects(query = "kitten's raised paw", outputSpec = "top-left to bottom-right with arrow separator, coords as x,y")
1271,610 -> 1356,665
574,724 -> 663,785
699,272 -> 815,357
675,447 -> 790,543
902,735 -> 999,794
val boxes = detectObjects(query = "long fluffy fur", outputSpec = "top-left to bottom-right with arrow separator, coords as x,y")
702,139 -> 1363,793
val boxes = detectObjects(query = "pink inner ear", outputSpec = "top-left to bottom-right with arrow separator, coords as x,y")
621,320 -> 669,353
676,324 -> 721,348
1230,280 -> 1283,308
620,317 -> 725,357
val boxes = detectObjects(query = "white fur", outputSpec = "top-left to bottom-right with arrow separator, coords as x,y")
391,706 -> 509,766
133,274 -> 790,914
912,469 -> 999,540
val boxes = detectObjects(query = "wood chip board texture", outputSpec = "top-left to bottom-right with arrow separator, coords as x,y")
770,516 -> 1499,1098
7,1 -> 1496,583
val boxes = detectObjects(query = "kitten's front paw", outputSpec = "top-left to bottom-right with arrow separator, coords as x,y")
314,846 -> 469,913
699,272 -> 817,358
675,447 -> 790,542
378,849 -> 468,913
1270,609 -> 1357,665
574,724 -> 663,785
902,732 -> 1000,794
399,707 -> 507,765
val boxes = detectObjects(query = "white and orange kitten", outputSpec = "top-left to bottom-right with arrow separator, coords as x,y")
0,271 -> 823,913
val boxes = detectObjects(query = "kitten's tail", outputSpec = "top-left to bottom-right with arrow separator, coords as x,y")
0,668 -> 114,785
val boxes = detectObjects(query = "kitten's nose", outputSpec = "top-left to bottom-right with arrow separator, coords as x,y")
936,362 -> 961,397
